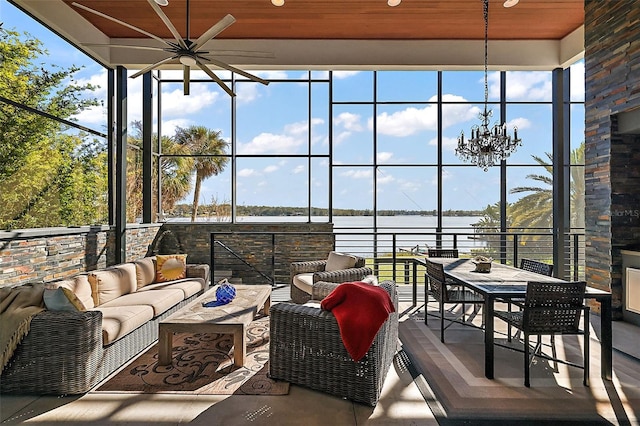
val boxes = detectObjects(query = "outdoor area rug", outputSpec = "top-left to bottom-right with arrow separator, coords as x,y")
399,309 -> 640,425
96,316 -> 289,395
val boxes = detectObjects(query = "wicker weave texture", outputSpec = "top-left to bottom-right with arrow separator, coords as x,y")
427,249 -> 459,258
289,256 -> 370,304
270,280 -> 398,406
520,258 -> 554,277
1,277 -> 206,395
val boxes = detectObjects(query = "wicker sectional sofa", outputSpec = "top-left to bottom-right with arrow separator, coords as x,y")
0,256 -> 210,395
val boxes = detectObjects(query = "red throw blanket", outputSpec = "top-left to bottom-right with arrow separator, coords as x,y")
321,282 -> 395,362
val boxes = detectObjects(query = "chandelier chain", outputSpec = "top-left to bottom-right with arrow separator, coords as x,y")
455,0 -> 522,171
483,0 -> 489,114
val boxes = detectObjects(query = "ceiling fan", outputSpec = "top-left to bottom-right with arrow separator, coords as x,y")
71,0 -> 272,96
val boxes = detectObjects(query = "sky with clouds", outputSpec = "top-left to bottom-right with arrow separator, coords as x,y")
4,0 -> 585,214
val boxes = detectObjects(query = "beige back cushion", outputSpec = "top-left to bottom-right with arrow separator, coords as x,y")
45,275 -> 95,309
88,263 -> 137,306
134,256 -> 157,289
325,251 -> 358,272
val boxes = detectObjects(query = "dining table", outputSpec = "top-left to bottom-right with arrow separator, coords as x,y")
426,257 -> 613,381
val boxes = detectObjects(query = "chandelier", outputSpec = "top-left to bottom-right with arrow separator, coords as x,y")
456,0 -> 521,171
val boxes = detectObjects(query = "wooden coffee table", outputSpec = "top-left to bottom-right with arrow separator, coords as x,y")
158,284 -> 271,367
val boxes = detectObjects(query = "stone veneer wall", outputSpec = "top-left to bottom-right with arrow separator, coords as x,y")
0,224 -> 161,288
0,222 -> 333,289
157,222 -> 334,286
585,0 -> 640,318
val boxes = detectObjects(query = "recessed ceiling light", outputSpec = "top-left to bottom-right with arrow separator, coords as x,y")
154,0 -> 169,6
271,0 -> 285,6
388,0 -> 401,6
503,0 -> 519,7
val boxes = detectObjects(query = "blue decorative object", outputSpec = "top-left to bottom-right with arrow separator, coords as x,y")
215,279 -> 236,305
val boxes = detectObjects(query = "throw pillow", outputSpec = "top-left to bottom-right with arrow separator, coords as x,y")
43,287 -> 87,312
361,275 -> 379,286
325,251 -> 358,272
156,254 -> 188,283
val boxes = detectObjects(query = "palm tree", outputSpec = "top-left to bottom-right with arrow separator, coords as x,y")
127,122 -> 193,222
174,126 -> 230,222
509,143 -> 585,230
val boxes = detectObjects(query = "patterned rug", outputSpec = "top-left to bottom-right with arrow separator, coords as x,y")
96,316 -> 289,395
399,310 -> 640,425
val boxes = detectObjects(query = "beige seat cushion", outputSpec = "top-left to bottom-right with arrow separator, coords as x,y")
92,305 -> 154,345
88,263 -> 137,306
293,272 -> 314,295
133,257 -> 156,289
99,289 -> 184,317
138,278 -> 205,299
325,251 -> 358,271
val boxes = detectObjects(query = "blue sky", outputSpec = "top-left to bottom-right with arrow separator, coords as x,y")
2,0 -> 586,213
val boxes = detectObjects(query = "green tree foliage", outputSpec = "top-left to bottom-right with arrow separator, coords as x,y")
0,29 -> 106,229
473,143 -> 585,260
126,121 -> 194,222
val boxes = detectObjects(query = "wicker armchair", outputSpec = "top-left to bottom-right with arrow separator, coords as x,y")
289,253 -> 372,303
269,280 -> 399,406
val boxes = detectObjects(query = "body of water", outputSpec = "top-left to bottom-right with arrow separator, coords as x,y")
169,215 -> 486,256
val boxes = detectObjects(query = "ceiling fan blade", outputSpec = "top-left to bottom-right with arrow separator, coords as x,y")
130,55 -> 178,79
183,64 -> 190,96
200,56 -> 270,86
195,60 -> 236,97
146,0 -> 188,50
191,14 -> 236,52
71,2 -> 169,46
81,43 -> 168,52
210,50 -> 275,59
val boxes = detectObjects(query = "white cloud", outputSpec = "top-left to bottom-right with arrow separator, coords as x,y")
335,112 -> 363,131
293,165 -> 305,174
333,71 -> 361,79
489,71 -> 552,101
163,119 -> 194,136
377,174 -> 395,185
428,136 -> 460,152
373,94 -> 478,137
238,168 -> 256,177
507,117 -> 532,131
341,169 -> 372,179
264,165 -> 279,173
161,87 -> 220,116
237,132 -> 302,154
236,83 -> 261,104
570,61 -> 585,101
334,131 -> 352,145
377,152 -> 394,163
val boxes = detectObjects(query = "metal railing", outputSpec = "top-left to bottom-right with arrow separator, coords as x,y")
209,228 -> 585,289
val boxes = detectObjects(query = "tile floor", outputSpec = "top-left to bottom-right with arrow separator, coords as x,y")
2,287 -> 639,426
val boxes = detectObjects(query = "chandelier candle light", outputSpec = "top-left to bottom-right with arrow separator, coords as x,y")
456,0 -> 521,171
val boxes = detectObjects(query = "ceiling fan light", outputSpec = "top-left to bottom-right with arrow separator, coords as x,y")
179,55 -> 197,66
271,0 -> 285,6
503,0 -> 519,7
154,0 -> 169,6
387,0 -> 401,6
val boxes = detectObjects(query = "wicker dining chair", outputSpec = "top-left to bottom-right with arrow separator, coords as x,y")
520,258 -> 554,276
494,281 -> 589,387
427,248 -> 459,258
424,259 -> 483,343
506,258 -> 555,341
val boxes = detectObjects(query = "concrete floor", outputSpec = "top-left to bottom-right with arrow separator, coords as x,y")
2,286 -> 639,426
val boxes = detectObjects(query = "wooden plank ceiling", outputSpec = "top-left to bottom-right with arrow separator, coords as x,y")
61,0 -> 584,42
